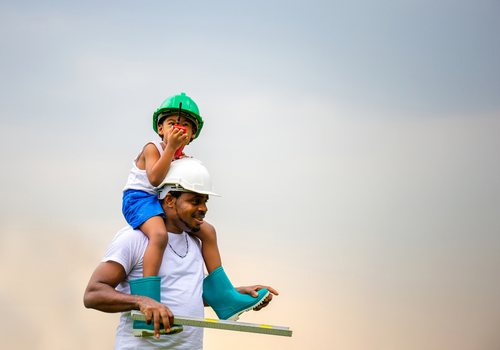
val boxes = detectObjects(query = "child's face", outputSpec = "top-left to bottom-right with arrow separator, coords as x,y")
158,114 -> 196,145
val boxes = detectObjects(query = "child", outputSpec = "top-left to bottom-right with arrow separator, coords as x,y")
122,93 -> 270,333
122,92 -> 222,277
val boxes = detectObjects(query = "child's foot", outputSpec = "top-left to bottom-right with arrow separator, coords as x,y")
202,267 -> 270,321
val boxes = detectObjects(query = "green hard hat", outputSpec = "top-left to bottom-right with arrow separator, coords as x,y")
153,92 -> 204,140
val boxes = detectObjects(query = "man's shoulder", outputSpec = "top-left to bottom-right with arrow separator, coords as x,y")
111,226 -> 148,246
103,226 -> 148,270
116,225 -> 145,237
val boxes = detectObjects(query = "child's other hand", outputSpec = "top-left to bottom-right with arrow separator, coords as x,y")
176,152 -> 193,160
166,127 -> 189,151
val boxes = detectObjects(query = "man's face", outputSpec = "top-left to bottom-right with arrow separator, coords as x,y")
172,192 -> 209,233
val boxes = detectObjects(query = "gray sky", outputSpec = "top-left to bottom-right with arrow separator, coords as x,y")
1,1 -> 499,349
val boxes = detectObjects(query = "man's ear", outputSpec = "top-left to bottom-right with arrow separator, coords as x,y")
163,194 -> 176,208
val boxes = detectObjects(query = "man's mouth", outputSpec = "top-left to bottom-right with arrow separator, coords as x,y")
193,215 -> 205,225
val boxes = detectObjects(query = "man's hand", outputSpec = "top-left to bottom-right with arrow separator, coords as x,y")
84,261 -> 177,339
138,297 -> 174,339
235,285 -> 279,311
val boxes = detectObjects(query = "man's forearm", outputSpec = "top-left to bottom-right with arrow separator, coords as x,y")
84,281 -> 142,313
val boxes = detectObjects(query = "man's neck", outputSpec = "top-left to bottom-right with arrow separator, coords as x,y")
164,218 -> 184,234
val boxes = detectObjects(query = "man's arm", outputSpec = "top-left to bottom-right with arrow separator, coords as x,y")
83,261 -> 174,338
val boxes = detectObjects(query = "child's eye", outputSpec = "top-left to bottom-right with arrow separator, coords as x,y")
168,122 -> 175,125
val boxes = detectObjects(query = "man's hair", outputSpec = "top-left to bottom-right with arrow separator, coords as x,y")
159,190 -> 183,204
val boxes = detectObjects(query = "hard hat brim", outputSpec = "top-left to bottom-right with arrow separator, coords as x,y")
157,184 -> 220,200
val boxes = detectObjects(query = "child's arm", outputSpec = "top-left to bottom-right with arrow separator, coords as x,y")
144,128 -> 188,187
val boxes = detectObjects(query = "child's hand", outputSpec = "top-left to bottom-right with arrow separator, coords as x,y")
176,151 -> 193,160
165,127 -> 189,152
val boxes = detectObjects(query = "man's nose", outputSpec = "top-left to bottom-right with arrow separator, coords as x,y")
198,202 -> 207,213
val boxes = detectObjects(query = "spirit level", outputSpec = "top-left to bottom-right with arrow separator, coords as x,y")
131,310 -> 292,337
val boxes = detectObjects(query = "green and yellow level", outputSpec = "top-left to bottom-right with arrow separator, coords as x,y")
131,310 -> 292,337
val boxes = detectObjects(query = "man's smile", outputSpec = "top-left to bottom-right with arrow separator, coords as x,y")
193,213 -> 205,225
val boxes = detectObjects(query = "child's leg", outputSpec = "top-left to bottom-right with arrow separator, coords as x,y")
192,222 -> 221,274
195,223 -> 270,321
138,215 -> 168,278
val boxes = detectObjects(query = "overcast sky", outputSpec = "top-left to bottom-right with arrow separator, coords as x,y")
1,1 -> 499,349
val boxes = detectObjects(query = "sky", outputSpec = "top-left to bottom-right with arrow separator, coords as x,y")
0,1 -> 499,349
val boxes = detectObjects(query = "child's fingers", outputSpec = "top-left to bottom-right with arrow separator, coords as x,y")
171,129 -> 187,138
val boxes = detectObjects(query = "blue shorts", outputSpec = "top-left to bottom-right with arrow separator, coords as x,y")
122,190 -> 165,229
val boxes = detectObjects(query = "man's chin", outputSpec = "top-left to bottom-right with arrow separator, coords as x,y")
189,225 -> 201,233
182,221 -> 201,233
190,218 -> 204,232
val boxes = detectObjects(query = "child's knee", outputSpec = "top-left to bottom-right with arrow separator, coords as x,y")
197,223 -> 217,242
147,228 -> 169,247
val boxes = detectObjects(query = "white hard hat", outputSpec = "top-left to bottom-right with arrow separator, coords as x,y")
157,158 -> 220,199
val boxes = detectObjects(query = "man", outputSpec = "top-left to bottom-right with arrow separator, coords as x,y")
84,158 -> 276,349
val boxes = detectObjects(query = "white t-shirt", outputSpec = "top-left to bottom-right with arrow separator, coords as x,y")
102,226 -> 205,350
